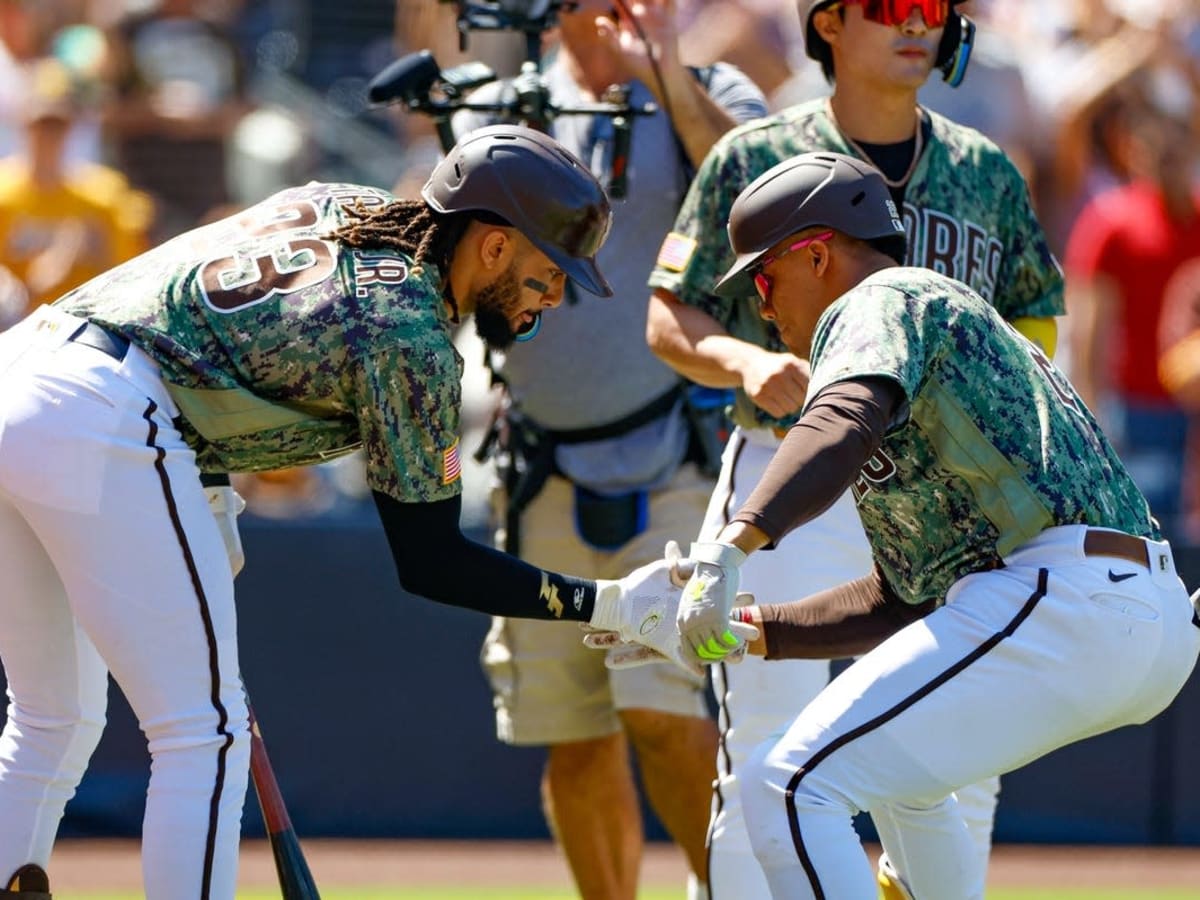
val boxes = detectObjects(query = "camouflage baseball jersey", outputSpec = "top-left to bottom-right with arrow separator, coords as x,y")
648,98 -> 1064,430
55,182 -> 465,504
805,266 -> 1154,606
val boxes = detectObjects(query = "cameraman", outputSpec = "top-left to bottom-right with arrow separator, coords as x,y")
454,2 -> 766,897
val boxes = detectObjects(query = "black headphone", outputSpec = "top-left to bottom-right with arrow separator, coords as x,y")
936,9 -> 975,87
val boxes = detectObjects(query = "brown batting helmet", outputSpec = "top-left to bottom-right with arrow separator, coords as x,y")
423,124 -> 614,297
714,151 -> 906,298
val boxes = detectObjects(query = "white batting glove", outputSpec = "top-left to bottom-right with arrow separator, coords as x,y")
722,592 -> 760,665
590,588 -> 757,671
677,540 -> 758,664
581,542 -> 701,675
581,627 -> 701,676
588,549 -> 698,675
664,538 -> 695,587
205,484 -> 247,577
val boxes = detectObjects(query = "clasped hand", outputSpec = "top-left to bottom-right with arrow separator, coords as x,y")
676,540 -> 758,664
585,540 -> 757,674
586,541 -> 697,674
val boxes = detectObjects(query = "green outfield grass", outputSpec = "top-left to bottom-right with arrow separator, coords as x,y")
73,890 -> 1200,900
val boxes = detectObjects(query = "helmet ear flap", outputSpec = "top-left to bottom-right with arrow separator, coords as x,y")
936,12 -> 974,87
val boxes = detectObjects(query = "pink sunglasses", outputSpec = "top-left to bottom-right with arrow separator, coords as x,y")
750,231 -> 835,304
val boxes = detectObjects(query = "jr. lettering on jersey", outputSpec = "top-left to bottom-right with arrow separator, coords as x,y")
353,251 -> 409,298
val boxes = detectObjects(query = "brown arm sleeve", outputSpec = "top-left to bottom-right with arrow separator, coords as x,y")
758,567 -> 937,660
730,377 -> 904,545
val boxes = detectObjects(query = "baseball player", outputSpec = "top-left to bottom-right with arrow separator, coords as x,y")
646,1 -> 1063,895
674,150 -> 1200,900
0,125 -> 691,900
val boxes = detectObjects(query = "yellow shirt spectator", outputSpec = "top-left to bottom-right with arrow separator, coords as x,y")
0,159 -> 151,310
0,57 -> 152,314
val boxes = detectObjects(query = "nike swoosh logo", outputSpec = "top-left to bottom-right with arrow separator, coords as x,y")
1108,570 -> 1138,582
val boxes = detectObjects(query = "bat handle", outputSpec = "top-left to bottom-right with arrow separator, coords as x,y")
248,704 -> 294,832
245,701 -> 322,900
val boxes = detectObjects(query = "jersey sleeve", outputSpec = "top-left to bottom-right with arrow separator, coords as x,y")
990,154 -> 1065,321
806,282 -> 930,409
647,131 -> 748,322
354,338 -> 465,504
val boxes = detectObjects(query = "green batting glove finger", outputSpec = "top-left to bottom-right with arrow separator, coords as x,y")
699,635 -> 735,660
697,643 -> 727,661
720,629 -> 740,647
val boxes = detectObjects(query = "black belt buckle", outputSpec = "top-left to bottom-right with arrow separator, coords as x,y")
68,321 -> 130,362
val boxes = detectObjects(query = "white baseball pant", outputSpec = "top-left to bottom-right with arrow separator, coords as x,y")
0,307 -> 249,899
699,426 -> 999,898
738,525 -> 1199,899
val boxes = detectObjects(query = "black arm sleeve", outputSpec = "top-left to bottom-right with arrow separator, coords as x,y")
372,490 -> 597,621
758,567 -> 937,660
731,377 -> 904,546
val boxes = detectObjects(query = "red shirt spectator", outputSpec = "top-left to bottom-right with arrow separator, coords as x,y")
1064,100 -> 1198,540
1066,179 -> 1200,404
1159,257 -> 1200,542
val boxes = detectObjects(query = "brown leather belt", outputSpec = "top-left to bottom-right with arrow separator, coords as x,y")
1082,529 -> 1151,569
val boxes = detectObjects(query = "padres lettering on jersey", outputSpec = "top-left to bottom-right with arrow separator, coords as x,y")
805,267 -> 1151,606
54,183 -> 464,504
649,99 -> 1064,432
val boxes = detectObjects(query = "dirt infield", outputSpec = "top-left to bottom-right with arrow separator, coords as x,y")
45,838 -> 1200,892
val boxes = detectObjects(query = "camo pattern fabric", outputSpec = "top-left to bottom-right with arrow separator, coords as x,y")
805,267 -> 1154,606
55,182 -> 464,503
648,98 -> 1064,431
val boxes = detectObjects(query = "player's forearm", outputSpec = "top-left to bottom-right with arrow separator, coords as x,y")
729,379 -> 901,545
745,570 -> 936,660
647,288 -> 760,389
373,490 -> 597,621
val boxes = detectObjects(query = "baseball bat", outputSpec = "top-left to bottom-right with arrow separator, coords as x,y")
247,701 -> 322,899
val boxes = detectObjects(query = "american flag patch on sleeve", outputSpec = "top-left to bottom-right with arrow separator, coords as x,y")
656,232 -> 698,272
442,439 -> 462,485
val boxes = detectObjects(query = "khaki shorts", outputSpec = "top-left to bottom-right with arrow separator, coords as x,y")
481,463 -> 713,745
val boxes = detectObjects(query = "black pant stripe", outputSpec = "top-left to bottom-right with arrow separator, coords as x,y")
143,400 -> 234,900
708,659 -> 731,896
720,434 -> 746,526
781,569 -> 1050,898
709,434 -> 746,897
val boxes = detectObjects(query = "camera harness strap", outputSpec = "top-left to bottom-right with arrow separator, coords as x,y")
479,383 -> 686,554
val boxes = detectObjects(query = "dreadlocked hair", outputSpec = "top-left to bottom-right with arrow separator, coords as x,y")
327,199 -> 474,276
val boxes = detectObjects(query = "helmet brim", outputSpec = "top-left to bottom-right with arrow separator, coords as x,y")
713,249 -> 765,300
555,252 -> 613,298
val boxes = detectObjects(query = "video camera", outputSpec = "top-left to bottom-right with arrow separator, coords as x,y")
367,0 -> 656,198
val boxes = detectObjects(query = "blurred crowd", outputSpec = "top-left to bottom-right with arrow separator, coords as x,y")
0,0 -> 1197,542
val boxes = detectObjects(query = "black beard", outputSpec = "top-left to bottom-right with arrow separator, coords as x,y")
473,265 -> 523,350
